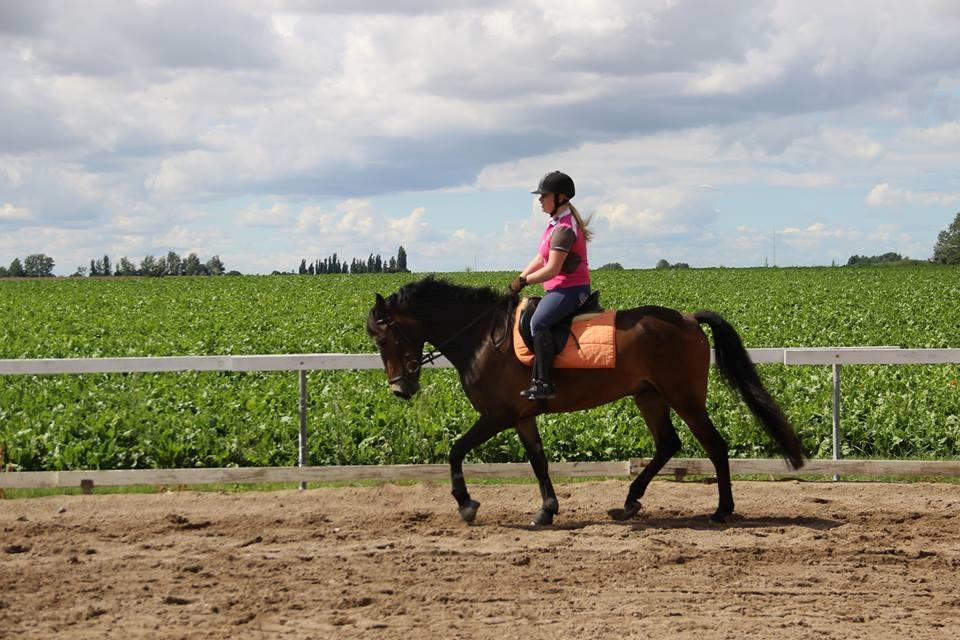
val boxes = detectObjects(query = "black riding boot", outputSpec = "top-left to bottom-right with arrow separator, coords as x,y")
521,331 -> 557,400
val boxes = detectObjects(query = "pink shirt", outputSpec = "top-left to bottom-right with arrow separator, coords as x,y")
537,211 -> 590,290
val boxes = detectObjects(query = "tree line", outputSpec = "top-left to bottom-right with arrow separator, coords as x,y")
0,254 -> 56,277
845,252 -> 925,266
295,246 -> 408,275
847,212 -> 959,266
0,252 -> 232,278
78,252 -> 229,277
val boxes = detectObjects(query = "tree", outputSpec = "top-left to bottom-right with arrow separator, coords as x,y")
396,246 -> 408,272
655,259 -> 670,269
183,252 -> 203,275
0,265 -> 9,277
165,251 -> 182,276
140,254 -> 163,277
8,258 -> 25,277
298,259 -> 307,275
933,212 -> 960,265
597,262 -> 624,270
117,257 -> 137,276
24,253 -> 55,277
205,255 -> 225,275
93,255 -> 111,276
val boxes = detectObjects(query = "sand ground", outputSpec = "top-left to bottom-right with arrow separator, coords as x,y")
2,479 -> 959,639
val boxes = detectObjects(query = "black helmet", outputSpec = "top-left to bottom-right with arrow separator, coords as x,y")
531,171 -> 575,198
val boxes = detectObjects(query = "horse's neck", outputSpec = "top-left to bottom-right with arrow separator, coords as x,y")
421,303 -> 504,371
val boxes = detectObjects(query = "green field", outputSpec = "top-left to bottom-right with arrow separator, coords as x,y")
1,268 -> 959,472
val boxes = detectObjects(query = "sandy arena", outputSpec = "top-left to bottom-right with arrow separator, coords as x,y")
2,479 -> 959,639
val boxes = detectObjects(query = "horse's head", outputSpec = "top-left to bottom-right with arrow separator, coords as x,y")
367,293 -> 425,400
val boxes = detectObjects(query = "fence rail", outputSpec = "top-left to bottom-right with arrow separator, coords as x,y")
1,348 -> 959,490
3,458 -> 960,491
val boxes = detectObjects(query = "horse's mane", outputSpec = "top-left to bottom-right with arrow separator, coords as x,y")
388,276 -> 510,313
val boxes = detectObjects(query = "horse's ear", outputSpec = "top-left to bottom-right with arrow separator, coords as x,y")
375,293 -> 386,309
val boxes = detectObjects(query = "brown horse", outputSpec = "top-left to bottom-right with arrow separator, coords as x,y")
367,277 -> 804,526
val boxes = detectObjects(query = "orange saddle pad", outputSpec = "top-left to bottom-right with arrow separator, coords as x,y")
513,300 -> 617,369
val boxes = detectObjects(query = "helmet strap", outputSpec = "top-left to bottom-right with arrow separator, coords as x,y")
551,195 -> 569,217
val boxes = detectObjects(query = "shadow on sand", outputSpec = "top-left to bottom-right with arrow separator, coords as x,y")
500,512 -> 842,532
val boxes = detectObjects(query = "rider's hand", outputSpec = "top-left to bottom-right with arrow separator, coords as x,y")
508,275 -> 527,294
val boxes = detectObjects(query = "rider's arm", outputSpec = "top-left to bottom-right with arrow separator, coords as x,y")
520,254 -> 544,279
522,226 -> 575,285
523,249 -> 566,285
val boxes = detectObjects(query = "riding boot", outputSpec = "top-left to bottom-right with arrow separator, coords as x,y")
521,331 -> 557,400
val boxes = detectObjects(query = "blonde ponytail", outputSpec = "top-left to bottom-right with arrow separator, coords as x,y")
568,204 -> 594,242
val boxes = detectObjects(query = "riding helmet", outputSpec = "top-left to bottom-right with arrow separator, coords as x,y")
531,171 -> 575,198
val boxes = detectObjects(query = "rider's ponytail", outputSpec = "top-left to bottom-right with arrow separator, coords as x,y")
567,203 -> 594,242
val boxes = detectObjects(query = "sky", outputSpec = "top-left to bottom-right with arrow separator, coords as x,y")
2,0 -> 959,275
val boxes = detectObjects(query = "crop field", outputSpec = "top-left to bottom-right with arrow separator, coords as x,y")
1,267 -> 959,472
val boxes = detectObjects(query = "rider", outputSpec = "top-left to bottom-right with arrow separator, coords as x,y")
509,170 -> 593,400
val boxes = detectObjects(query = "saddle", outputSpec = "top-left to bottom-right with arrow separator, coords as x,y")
518,290 -> 603,353
514,291 -> 617,369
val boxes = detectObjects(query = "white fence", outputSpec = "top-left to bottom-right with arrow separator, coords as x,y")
1,347 -> 959,490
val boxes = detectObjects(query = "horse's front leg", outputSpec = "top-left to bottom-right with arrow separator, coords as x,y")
516,417 -> 559,526
449,414 -> 505,523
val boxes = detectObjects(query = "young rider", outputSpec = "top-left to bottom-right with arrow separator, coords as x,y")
509,171 -> 593,400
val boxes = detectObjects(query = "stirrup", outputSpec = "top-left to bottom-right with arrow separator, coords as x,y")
520,380 -> 556,401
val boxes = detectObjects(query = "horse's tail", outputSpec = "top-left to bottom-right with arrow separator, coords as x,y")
694,310 -> 805,470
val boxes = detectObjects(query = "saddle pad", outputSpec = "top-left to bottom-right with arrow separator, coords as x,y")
513,303 -> 617,369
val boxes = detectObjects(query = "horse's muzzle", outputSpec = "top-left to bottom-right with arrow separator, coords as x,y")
390,380 -> 420,400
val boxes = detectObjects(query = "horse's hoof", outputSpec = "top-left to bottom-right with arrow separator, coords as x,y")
532,508 -> 555,526
458,499 -> 481,523
608,502 -> 642,521
710,510 -> 732,524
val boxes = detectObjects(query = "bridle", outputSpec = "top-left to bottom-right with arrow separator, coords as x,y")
375,313 -> 436,385
375,297 -> 509,385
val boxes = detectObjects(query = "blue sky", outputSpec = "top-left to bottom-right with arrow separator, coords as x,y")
2,0 -> 959,274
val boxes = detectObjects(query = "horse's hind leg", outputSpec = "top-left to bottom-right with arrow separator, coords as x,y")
673,406 -> 734,522
609,388 -> 681,521
515,417 -> 558,526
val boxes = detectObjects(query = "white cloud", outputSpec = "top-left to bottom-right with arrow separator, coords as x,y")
0,203 -> 32,221
866,183 -> 960,207
689,47 -> 787,96
335,203 -> 376,235
153,225 -> 222,254
235,202 -> 292,227
389,207 -> 429,241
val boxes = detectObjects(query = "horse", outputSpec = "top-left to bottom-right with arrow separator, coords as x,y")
366,276 -> 804,526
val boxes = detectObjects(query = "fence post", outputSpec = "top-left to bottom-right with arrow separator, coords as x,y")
832,363 -> 842,481
298,369 -> 308,490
